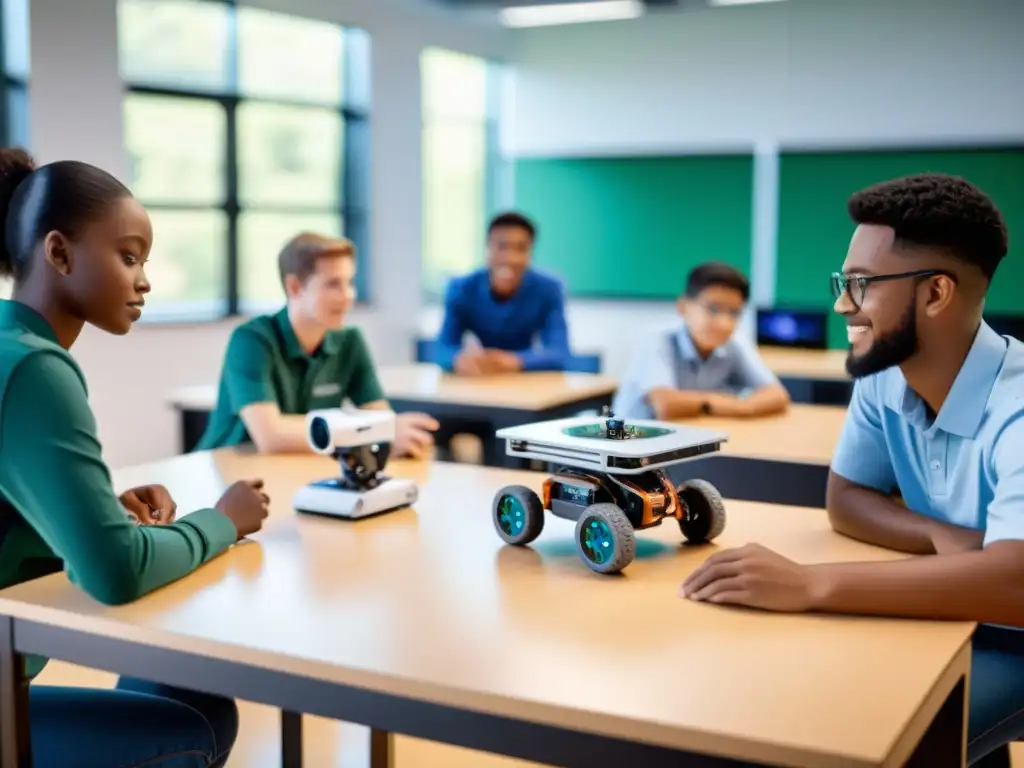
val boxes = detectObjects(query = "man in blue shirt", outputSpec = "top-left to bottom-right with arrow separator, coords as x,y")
613,262 -> 790,420
681,173 -> 1024,765
435,212 -> 572,375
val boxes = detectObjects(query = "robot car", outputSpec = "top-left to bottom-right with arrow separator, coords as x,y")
292,408 -> 419,519
491,407 -> 728,575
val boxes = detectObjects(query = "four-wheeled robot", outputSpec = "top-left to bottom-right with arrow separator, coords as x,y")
491,408 -> 729,574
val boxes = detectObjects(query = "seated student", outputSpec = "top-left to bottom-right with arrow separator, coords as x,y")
196,233 -> 438,457
435,212 -> 571,375
0,148 -> 269,766
612,262 -> 790,420
681,174 -> 1023,767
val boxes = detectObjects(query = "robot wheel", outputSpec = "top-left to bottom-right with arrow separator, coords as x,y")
676,479 -> 727,543
492,485 -> 545,546
574,503 -> 636,575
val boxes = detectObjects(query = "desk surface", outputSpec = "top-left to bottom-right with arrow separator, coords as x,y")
169,364 -> 617,412
0,452 -> 971,768
759,347 -> 851,382
682,403 -> 847,466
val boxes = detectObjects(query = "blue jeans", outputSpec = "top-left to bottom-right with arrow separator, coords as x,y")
969,624 -> 1024,765
29,676 -> 238,767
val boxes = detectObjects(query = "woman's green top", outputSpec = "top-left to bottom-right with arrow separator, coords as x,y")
0,300 -> 237,677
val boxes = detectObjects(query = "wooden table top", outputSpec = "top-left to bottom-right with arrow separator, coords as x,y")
0,451 -> 972,768
759,347 -> 851,382
169,364 -> 617,412
680,403 -> 848,466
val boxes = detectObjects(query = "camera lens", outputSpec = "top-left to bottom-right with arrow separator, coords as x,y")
310,417 -> 331,452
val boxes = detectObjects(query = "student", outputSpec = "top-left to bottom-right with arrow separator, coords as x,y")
681,174 -> 1023,766
612,262 -> 790,420
0,148 -> 269,766
435,212 -> 572,375
196,233 -> 438,457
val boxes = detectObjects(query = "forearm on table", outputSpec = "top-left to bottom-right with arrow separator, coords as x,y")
742,384 -> 790,416
241,407 -> 313,454
826,473 -> 940,554
810,541 -> 1024,626
646,388 -> 707,419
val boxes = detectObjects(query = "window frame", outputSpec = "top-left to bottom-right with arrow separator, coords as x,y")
419,48 -> 505,304
0,0 -> 28,149
119,0 -> 371,322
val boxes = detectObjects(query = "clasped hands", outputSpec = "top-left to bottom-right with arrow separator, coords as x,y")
120,484 -> 177,526
454,348 -> 522,376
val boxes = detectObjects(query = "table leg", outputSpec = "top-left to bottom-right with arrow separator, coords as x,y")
281,709 -> 303,768
904,675 -> 966,767
370,727 -> 394,768
0,616 -> 30,768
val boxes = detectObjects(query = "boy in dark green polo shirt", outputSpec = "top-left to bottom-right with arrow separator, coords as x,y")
196,233 -> 438,457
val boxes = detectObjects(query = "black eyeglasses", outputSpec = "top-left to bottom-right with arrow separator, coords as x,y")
830,269 -> 955,309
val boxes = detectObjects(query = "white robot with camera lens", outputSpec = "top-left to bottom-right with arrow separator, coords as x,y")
292,408 -> 419,519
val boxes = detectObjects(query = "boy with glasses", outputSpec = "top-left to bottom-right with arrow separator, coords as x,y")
682,173 -> 1023,767
611,261 -> 790,420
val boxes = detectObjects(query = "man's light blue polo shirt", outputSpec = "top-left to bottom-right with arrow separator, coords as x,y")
831,322 -> 1024,547
611,324 -> 781,419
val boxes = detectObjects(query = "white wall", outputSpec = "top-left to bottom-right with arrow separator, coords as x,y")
500,0 -> 1024,374
507,0 -> 1024,155
27,0 -> 510,468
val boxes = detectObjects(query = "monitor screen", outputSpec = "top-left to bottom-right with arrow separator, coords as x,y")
757,308 -> 828,350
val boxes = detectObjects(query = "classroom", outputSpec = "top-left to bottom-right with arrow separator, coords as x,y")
0,0 -> 1022,765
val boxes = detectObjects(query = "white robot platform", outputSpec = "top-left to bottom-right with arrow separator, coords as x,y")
495,412 -> 728,475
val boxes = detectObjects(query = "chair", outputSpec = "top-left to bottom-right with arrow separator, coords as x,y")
564,353 -> 602,373
414,337 -> 603,375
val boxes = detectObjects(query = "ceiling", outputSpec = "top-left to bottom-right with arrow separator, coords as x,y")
432,0 -> 684,7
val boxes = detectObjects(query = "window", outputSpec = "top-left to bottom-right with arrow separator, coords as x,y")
421,48 -> 504,300
0,0 -> 29,300
118,0 -> 370,321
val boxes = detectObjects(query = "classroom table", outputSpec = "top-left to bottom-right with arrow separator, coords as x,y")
758,347 -> 853,405
0,451 -> 971,768
667,403 -> 847,509
168,363 -> 618,464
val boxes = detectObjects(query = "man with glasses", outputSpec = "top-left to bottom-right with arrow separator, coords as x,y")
611,261 -> 790,420
681,173 -> 1023,767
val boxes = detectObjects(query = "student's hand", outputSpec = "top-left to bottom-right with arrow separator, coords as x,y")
483,349 -> 523,373
704,393 -> 753,417
680,543 -> 823,612
215,479 -> 270,540
394,412 -> 440,459
930,521 -> 985,555
454,350 -> 487,376
120,484 -> 177,525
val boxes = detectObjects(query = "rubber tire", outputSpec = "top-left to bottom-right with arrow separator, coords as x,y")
677,479 -> 727,543
574,502 -> 636,575
492,485 -> 545,545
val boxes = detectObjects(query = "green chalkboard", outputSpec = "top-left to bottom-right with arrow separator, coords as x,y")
513,155 -> 755,299
776,147 -> 1024,349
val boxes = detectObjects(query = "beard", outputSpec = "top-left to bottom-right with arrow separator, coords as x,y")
846,299 -> 919,379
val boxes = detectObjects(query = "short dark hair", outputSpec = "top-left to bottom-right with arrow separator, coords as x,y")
847,173 -> 1009,281
684,261 -> 750,302
278,232 -> 355,287
0,147 -> 131,282
487,211 -> 536,241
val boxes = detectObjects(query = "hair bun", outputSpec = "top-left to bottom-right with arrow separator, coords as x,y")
0,147 -> 37,279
